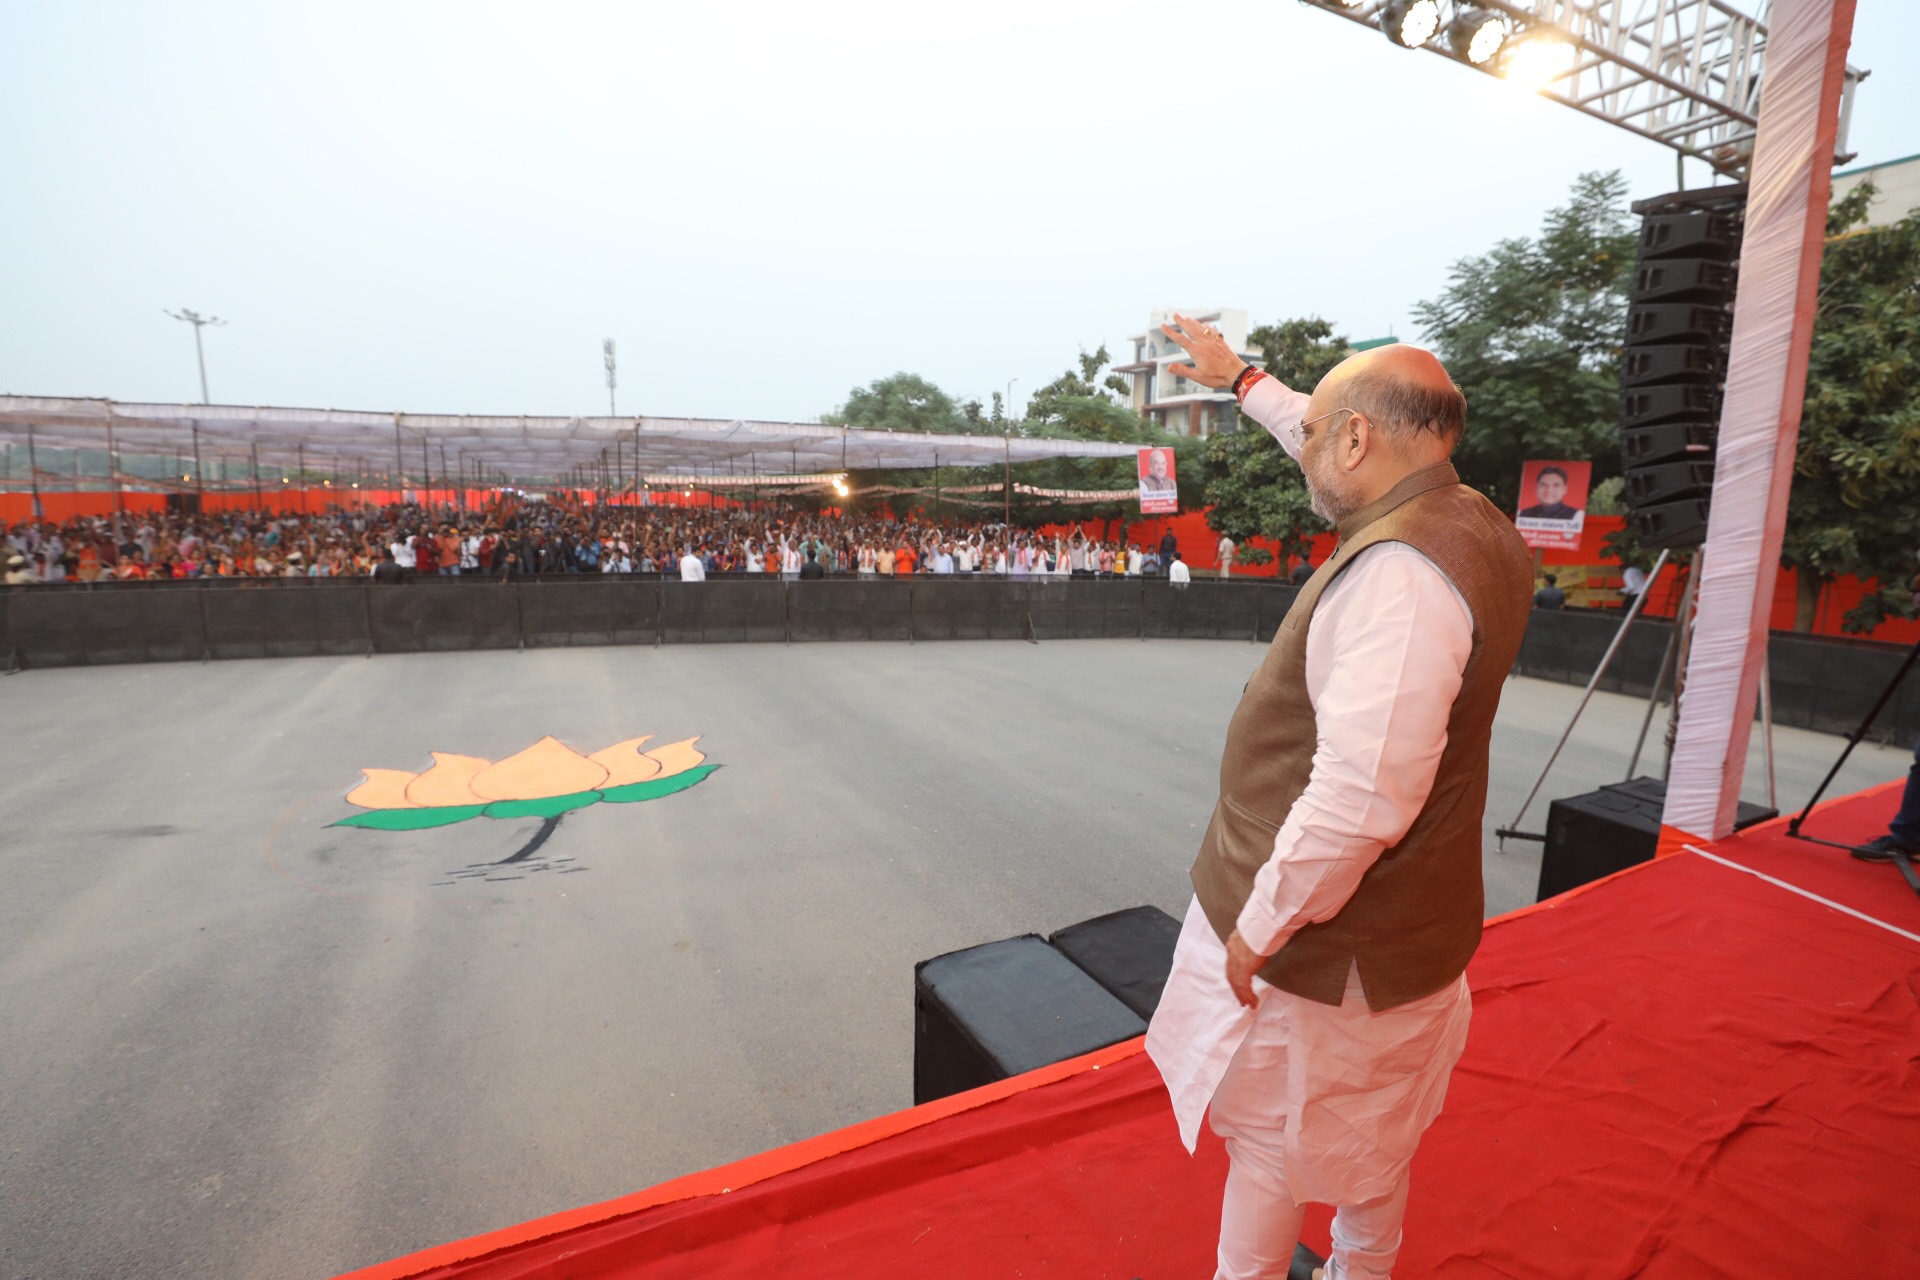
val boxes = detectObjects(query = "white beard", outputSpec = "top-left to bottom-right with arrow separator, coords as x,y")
1305,448 -> 1358,524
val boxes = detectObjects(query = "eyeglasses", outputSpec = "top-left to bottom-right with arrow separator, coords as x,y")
1300,406 -> 1361,437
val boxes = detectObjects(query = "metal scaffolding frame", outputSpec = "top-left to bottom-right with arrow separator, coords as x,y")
1298,0 -> 1864,177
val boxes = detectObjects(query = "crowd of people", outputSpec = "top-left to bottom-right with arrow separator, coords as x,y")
3,501 -> 1203,585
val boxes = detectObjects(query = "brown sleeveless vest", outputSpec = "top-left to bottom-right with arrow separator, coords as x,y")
1190,461 -> 1534,1011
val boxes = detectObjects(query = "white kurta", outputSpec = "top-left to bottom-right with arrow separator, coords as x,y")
1146,374 -> 1478,1203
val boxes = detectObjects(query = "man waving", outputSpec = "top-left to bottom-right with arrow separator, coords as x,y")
1146,314 -> 1533,1280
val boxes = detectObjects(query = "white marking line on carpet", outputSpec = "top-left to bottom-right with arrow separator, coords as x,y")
1685,846 -> 1920,945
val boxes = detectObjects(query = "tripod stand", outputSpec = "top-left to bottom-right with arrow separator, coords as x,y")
1785,634 -> 1920,898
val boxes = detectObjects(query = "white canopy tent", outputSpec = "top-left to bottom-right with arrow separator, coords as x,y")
0,396 -> 1140,488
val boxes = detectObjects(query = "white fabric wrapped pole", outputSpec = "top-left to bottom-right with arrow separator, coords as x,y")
1662,0 -> 1859,841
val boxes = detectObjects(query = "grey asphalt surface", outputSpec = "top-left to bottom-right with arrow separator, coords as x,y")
0,640 -> 1906,1280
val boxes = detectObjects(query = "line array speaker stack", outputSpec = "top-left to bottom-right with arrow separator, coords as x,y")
1622,185 -> 1749,550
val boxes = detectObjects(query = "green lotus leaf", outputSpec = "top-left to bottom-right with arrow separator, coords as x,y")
333,804 -> 489,831
482,791 -> 603,820
599,763 -> 719,804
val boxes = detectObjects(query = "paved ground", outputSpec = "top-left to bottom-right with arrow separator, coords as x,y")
0,640 -> 1906,1280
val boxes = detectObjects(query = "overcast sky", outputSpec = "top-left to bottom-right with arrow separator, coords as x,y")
3,1 -> 1914,424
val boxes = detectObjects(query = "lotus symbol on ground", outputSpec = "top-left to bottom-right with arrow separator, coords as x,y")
338,735 -> 716,864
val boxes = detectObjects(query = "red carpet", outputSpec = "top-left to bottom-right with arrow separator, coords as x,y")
345,788 -> 1920,1280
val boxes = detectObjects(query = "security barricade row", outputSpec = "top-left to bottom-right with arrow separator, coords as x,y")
4,581 -> 1915,744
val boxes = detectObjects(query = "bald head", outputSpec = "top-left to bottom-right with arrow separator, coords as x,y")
1314,344 -> 1465,453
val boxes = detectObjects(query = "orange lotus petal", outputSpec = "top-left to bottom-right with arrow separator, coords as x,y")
404,753 -> 491,808
589,737 -> 660,787
347,768 -> 421,810
469,736 -> 609,801
641,737 -> 706,781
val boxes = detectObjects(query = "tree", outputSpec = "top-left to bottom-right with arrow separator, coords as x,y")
1198,317 -> 1352,573
824,371 -> 977,435
1025,344 -> 1131,425
1782,182 -> 1920,633
1414,171 -> 1638,512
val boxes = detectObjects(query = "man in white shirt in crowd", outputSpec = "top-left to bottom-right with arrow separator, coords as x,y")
1168,552 -> 1191,587
677,545 -> 706,582
932,543 -> 956,574
1148,314 -> 1533,1280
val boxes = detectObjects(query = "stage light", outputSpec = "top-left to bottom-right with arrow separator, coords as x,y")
1380,0 -> 1440,48
181,473 -> 191,482
1448,6 -> 1509,65
1502,33 -> 1576,92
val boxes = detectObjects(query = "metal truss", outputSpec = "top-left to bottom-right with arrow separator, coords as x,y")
1297,1 -> 1865,178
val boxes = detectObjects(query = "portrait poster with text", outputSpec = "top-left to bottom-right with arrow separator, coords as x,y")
1137,447 -> 1178,515
1514,459 -> 1591,550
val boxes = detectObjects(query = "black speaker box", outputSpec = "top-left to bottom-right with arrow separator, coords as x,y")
1627,497 -> 1712,550
1627,303 -> 1731,347
1048,905 -> 1182,1021
1626,461 -> 1715,505
1623,421 -> 1716,467
1623,383 -> 1720,428
1538,778 -> 1776,901
1622,343 -> 1722,388
1602,776 -> 1778,827
1638,211 -> 1740,261
913,934 -> 1145,1105
1633,258 -> 1737,303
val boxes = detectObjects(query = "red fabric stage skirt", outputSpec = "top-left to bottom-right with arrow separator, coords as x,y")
344,784 -> 1920,1279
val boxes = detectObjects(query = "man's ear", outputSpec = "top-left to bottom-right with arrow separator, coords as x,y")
1342,416 -> 1373,471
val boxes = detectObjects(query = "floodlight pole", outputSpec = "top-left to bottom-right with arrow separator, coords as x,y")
164,309 -> 225,404
26,423 -> 41,520
106,411 -> 123,528
604,339 -> 618,417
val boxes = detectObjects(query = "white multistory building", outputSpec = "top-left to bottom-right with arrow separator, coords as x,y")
1114,307 -> 1263,439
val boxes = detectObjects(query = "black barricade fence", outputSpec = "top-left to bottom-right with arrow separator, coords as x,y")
516,579 -> 661,649
658,579 -> 787,644
3,581 -> 1916,743
786,580 -> 912,643
7,586 -> 203,666
202,581 -> 369,660
1142,581 -> 1261,642
367,582 -> 521,653
1255,585 -> 1299,643
911,579 -> 1036,641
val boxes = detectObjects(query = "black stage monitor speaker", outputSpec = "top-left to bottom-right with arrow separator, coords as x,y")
1537,777 -> 1776,901
913,934 -> 1146,1105
1048,905 -> 1183,1021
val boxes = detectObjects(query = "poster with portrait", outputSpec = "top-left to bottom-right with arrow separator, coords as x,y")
1514,460 -> 1591,550
1137,447 -> 1178,515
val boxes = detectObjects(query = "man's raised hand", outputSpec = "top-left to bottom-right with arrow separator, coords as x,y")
1162,312 -> 1248,390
